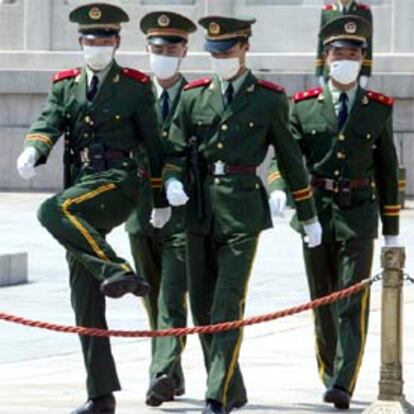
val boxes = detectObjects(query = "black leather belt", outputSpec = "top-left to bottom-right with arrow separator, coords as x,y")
311,177 -> 372,193
207,161 -> 257,176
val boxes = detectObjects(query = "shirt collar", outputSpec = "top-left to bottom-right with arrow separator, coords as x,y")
328,79 -> 358,108
153,75 -> 183,104
220,69 -> 251,96
85,62 -> 113,87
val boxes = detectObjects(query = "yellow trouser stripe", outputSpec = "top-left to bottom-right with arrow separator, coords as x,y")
61,184 -> 116,262
349,287 -> 370,392
222,236 -> 260,406
312,310 -> 327,382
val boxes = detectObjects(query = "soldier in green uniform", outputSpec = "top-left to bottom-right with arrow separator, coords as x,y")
268,15 -> 400,410
160,16 -> 322,414
125,11 -> 196,407
315,1 -> 373,87
16,3 -> 165,413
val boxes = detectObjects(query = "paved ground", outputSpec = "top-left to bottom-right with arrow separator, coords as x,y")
0,192 -> 413,414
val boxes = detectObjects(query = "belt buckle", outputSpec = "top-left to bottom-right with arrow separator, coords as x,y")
214,160 -> 225,176
325,178 -> 337,192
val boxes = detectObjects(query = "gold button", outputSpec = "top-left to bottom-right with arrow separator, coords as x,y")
217,142 -> 224,149
85,116 -> 91,123
366,133 -> 372,140
372,144 -> 377,149
115,115 -> 121,120
162,131 -> 168,137
255,183 -> 259,189
66,114 -> 71,118
123,162 -> 128,167
197,121 -> 203,126
90,120 -> 94,125
84,133 -> 89,138
337,152 -> 345,159
334,170 -> 340,176
311,129 -> 317,135
221,124 -> 228,131
249,122 -> 254,128
214,178 -> 220,185
338,134 -> 345,141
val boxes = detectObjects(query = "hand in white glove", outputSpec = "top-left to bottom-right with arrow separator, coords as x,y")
303,219 -> 323,248
318,76 -> 326,88
269,190 -> 287,217
384,235 -> 400,247
150,207 -> 172,229
359,75 -> 369,88
16,147 -> 39,180
166,179 -> 189,207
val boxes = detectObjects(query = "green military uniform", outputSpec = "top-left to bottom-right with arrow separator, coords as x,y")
162,16 -> 317,413
315,1 -> 373,78
23,4 -> 165,405
270,16 -> 399,405
125,12 -> 197,403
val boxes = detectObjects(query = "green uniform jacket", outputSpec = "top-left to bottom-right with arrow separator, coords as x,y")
268,86 -> 400,242
125,77 -> 187,237
315,1 -> 373,77
24,61 -> 165,207
162,71 -> 316,236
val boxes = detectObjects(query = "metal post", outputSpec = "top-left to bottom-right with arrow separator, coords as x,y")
363,247 -> 413,414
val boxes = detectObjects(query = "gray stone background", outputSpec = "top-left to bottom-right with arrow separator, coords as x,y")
0,0 -> 413,193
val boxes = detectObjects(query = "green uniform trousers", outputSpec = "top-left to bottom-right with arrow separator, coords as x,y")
129,232 -> 187,390
186,232 -> 259,409
303,238 -> 374,395
37,172 -> 140,398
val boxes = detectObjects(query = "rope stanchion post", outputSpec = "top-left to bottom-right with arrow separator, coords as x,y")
363,247 -> 413,414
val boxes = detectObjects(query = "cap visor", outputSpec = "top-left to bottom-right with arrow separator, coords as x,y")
327,39 -> 365,49
204,38 -> 239,53
147,36 -> 186,46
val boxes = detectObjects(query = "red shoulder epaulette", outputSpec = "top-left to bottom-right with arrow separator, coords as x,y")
322,4 -> 335,11
52,68 -> 81,83
184,77 -> 212,90
293,87 -> 323,102
366,90 -> 394,106
122,68 -> 150,83
257,79 -> 285,93
356,2 -> 370,10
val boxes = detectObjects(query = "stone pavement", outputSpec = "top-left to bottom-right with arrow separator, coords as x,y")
0,192 -> 413,414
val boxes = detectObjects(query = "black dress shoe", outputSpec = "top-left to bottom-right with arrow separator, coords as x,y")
145,374 -> 175,407
202,399 -> 227,414
100,273 -> 151,298
323,386 -> 351,410
227,396 -> 248,412
71,394 -> 115,414
174,385 -> 185,397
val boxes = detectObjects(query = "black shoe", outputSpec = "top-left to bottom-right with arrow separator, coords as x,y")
227,396 -> 248,412
71,394 -> 115,414
174,385 -> 185,397
323,386 -> 351,410
100,273 -> 151,299
145,374 -> 175,407
202,399 -> 227,414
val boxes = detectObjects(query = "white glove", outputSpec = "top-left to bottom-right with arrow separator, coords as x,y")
318,76 -> 326,88
16,147 -> 39,180
269,190 -> 287,217
166,179 -> 189,207
303,219 -> 323,248
359,75 -> 369,88
384,235 -> 400,247
150,207 -> 172,229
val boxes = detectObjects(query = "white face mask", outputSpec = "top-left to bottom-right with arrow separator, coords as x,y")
150,53 -> 181,80
329,60 -> 361,85
210,57 -> 241,81
83,45 -> 115,71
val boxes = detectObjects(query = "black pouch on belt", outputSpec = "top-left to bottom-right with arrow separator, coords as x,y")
90,142 -> 107,173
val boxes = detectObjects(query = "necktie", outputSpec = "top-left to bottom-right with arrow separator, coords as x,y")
160,90 -> 170,121
224,82 -> 234,107
338,92 -> 348,130
87,75 -> 99,101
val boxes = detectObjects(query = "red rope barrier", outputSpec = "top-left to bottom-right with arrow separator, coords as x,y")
0,278 -> 372,338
